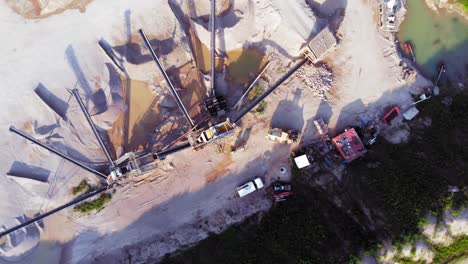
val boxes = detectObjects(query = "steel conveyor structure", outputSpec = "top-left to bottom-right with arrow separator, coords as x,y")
233,59 -> 307,123
138,29 -> 195,128
0,187 -> 107,238
9,126 -> 107,180
71,89 -> 115,167
210,0 -> 216,96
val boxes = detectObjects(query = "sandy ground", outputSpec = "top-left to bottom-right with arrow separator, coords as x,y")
0,0 -> 434,263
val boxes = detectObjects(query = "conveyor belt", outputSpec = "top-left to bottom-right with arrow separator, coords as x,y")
9,126 -> 107,180
138,29 -> 195,128
71,89 -> 115,167
233,59 -> 307,123
0,187 -> 107,238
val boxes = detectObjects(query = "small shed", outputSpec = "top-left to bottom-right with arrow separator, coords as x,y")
402,106 -> 419,120
294,154 -> 311,169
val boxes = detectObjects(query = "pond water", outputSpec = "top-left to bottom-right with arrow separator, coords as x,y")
225,48 -> 267,86
398,0 -> 468,83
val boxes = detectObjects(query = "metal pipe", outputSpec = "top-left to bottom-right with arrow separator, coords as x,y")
71,89 -> 115,166
9,126 -> 107,180
210,0 -> 216,96
0,187 -> 107,238
234,59 -> 307,123
435,65 -> 445,86
138,29 -> 195,127
233,61 -> 271,110
153,143 -> 191,160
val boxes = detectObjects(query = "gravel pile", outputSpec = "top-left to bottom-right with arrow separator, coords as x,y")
298,65 -> 334,101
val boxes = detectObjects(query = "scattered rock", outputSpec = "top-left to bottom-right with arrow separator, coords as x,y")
297,64 -> 334,101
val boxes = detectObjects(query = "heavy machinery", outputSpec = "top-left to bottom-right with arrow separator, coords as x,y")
2,0 -> 309,240
2,88 -> 142,239
187,119 -> 236,151
265,128 -> 299,144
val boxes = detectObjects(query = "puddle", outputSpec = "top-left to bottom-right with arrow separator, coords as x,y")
189,30 -> 224,74
108,63 -> 206,153
108,79 -> 161,153
226,48 -> 267,86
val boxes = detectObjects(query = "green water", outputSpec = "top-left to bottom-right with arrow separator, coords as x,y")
398,0 -> 468,83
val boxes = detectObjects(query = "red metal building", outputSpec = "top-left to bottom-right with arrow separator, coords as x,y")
332,128 -> 367,163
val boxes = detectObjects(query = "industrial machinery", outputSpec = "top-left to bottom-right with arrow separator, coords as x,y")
266,128 -> 299,144
2,0 -> 309,240
2,88 -> 142,239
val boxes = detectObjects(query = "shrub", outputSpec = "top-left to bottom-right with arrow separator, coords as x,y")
253,101 -> 268,115
72,180 -> 91,195
433,236 -> 468,263
74,193 -> 112,213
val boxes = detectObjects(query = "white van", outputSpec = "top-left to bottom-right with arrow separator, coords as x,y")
237,178 -> 264,197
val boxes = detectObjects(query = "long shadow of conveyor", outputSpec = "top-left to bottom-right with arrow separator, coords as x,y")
233,58 -> 308,124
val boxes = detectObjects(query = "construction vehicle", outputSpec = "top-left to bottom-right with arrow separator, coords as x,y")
237,177 -> 264,197
187,119 -> 236,151
267,181 -> 292,202
3,88 -> 144,239
2,0 -> 310,239
265,128 -> 299,144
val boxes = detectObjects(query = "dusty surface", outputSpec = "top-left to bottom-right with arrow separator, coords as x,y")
6,0 -> 94,19
0,0 -> 434,263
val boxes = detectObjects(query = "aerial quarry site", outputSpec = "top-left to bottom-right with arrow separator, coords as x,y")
0,0 -> 466,263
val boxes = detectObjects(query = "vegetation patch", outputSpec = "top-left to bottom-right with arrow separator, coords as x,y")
161,91 -> 468,264
433,236 -> 468,263
74,193 -> 112,213
247,84 -> 268,115
71,180 -> 91,195
457,0 -> 468,11
348,92 -> 468,241
247,83 -> 264,101
252,101 -> 268,116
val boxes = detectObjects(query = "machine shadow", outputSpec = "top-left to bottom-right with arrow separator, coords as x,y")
63,145 -> 288,263
270,88 -> 304,133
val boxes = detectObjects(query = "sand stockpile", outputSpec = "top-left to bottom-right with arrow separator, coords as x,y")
0,216 -> 41,262
191,0 -> 319,58
0,0 -> 436,262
